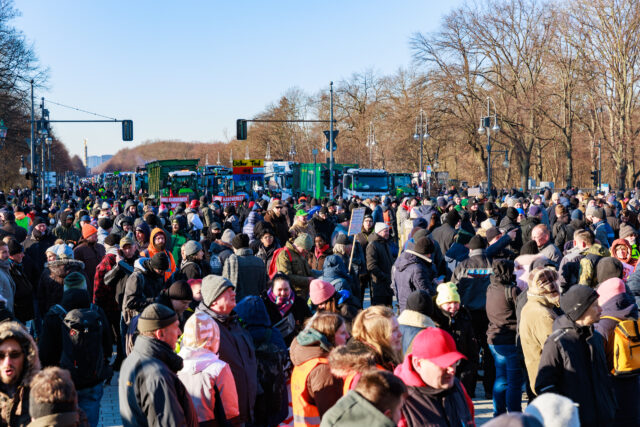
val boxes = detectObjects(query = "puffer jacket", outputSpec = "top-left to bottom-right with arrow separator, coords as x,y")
275,241 -> 314,298
223,248 -> 266,302
242,211 -> 263,242
451,249 -> 492,311
366,233 -> 394,299
122,258 -> 165,324
119,335 -> 198,427
0,321 -> 41,427
430,223 -> 457,257
392,250 -> 437,312
320,390 -> 396,427
535,315 -> 616,427
485,259 -> 520,346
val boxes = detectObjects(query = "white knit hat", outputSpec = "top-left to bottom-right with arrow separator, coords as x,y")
374,222 -> 389,233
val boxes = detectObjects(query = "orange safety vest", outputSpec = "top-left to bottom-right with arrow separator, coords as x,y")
383,210 -> 392,228
342,371 -> 357,395
291,357 -> 328,427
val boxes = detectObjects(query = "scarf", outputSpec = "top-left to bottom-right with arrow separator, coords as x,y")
314,244 -> 330,260
267,287 -> 295,317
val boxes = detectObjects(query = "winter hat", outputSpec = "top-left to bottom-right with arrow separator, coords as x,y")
221,229 -> 236,244
55,244 -> 74,260
374,222 -> 389,233
167,280 -> 194,301
63,272 -> 87,291
293,233 -> 313,251
596,278 -> 626,306
412,218 -> 428,229
524,392 -> 580,427
231,233 -> 250,249
410,328 -> 466,368
570,209 -> 583,221
481,218 -> 497,230
81,224 -> 98,239
137,303 -> 178,333
406,290 -> 434,317
528,205 -> 542,217
596,257 -> 623,283
484,413 -> 543,427
295,209 -> 307,217
619,223 -> 637,239
98,217 -> 113,230
485,227 -> 501,243
334,233 -> 349,245
181,311 -> 221,353
201,275 -> 235,306
528,268 -> 560,296
520,240 -> 539,255
309,279 -> 336,305
119,236 -> 134,247
530,256 -> 555,271
444,210 -> 460,227
413,236 -> 434,256
103,234 -> 120,248
506,207 -> 519,221
149,252 -> 170,271
32,216 -> 46,227
560,285 -> 599,322
183,240 -> 202,257
436,282 -> 461,306
210,222 -> 222,231
468,235 -> 487,250
7,240 -> 22,256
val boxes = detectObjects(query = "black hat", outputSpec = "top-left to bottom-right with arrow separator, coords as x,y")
596,257 -> 623,283
319,207 -> 329,215
335,233 -> 350,245
137,303 -> 178,333
485,227 -> 501,243
150,252 -> 170,271
560,285 -> 599,322
167,280 -> 193,301
32,217 -> 46,227
336,212 -> 349,223
506,207 -> 519,221
98,217 -> 113,230
406,290 -> 434,317
231,233 -> 250,249
104,234 -> 120,247
7,239 -> 22,256
468,235 -> 487,250
520,240 -> 539,255
414,236 -> 435,256
445,210 -> 461,227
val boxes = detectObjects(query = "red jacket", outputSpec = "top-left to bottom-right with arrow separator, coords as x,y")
94,252 -> 119,314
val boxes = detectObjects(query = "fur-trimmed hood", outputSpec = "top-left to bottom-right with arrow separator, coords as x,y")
45,259 -> 85,282
397,309 -> 437,329
0,321 -> 40,389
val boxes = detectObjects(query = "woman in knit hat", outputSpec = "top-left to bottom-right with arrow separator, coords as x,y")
431,281 -> 478,397
309,279 -> 358,330
178,312 -> 240,425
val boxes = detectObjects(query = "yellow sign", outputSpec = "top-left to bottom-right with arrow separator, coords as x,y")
233,159 -> 264,167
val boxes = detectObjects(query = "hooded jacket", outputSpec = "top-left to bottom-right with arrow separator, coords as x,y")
119,335 -> 198,427
275,241 -> 314,298
578,243 -> 610,287
485,259 -> 520,345
0,321 -> 41,427
36,259 -> 87,318
322,255 -> 361,309
0,258 -> 15,313
392,250 -> 436,312
177,315 -> 240,424
451,249 -> 492,311
222,248 -> 266,302
122,258 -> 165,323
320,390 -> 396,427
397,309 -> 437,355
141,228 -> 176,282
366,232 -> 394,298
535,315 -> 616,427
73,240 -> 105,301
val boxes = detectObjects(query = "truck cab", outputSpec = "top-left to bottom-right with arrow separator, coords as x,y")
167,170 -> 198,197
390,173 -> 415,197
342,168 -> 389,199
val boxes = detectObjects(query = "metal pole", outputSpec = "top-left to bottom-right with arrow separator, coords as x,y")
419,110 -> 423,181
329,82 -> 334,200
30,81 -> 35,205
41,97 -> 46,206
598,140 -> 602,191
313,152 -> 317,197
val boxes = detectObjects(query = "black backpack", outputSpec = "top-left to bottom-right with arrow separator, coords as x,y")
253,329 -> 289,427
52,304 -> 110,389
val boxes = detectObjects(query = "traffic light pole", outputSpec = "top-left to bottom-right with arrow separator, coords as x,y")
598,140 -> 602,192
329,82 -> 335,200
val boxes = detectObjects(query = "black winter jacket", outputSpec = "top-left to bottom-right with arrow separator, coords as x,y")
366,233 -> 394,298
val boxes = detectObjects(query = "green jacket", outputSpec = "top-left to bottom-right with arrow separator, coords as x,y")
170,233 -> 188,265
320,390 -> 395,427
275,241 -> 313,298
578,243 -> 610,287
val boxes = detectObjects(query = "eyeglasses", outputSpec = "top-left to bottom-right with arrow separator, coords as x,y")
0,350 -> 23,360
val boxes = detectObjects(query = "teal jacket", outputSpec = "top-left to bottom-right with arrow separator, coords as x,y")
320,390 -> 396,427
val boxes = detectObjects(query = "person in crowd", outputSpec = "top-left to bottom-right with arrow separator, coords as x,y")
196,275 -> 258,425
431,282 -> 478,397
350,306 -> 403,372
53,212 -> 81,245
519,267 -> 561,390
23,217 -> 55,280
558,229 -> 608,290
264,200 -> 290,246
27,366 -> 86,427
394,327 -> 474,426
431,210 -> 460,257
594,277 -> 640,425
290,312 -> 349,422
290,209 -> 312,237
392,236 -> 437,312
72,223 -> 106,302
251,223 -> 280,268
535,285 -> 616,427
310,233 -> 333,271
140,228 -> 177,282
155,280 -> 194,330
586,206 -> 615,249
311,207 -> 335,241
320,370 -> 407,427
397,290 -> 437,355
309,279 -> 359,329
223,233 -> 266,301
531,224 -> 562,267
0,240 -> 15,315
275,232 -> 316,299
210,228 -> 235,273
97,217 -> 112,245
177,240 -> 210,281
322,254 -> 361,308
366,223 -> 394,307
552,204 -> 571,251
134,221 -> 150,252
121,252 -> 169,328
6,239 -> 33,325
261,273 -> 311,345
178,311 -> 240,426
119,303 -> 198,427
524,392 -> 581,427
486,259 -> 523,416
169,216 -> 189,265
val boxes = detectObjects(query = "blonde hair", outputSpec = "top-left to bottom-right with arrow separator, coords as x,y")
352,306 -> 402,366
305,312 -> 344,346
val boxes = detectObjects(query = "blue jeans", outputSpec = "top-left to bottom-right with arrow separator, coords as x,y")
77,382 -> 104,427
489,344 -> 524,415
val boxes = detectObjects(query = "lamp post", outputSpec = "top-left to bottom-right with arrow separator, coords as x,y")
19,155 -> 27,176
289,137 -> 297,161
413,109 -> 430,182
477,97 -> 503,193
366,121 -> 376,169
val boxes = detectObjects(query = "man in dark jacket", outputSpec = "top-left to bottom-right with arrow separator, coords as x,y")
392,236 -> 437,312
535,285 -> 615,427
122,253 -> 168,326
222,233 -> 266,301
7,239 -> 35,324
367,223 -> 395,307
119,303 -> 198,427
264,200 -> 290,247
499,207 -> 523,254
53,211 -> 82,244
310,207 -> 335,240
196,275 -> 258,424
0,211 -> 27,243
73,224 -> 106,302
431,210 -> 460,257
23,217 -> 56,279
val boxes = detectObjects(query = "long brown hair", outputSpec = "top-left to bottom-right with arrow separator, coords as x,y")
351,306 -> 402,367
306,312 -> 344,346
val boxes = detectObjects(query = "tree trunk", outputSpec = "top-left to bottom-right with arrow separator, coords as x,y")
520,154 -> 531,191
564,146 -> 573,188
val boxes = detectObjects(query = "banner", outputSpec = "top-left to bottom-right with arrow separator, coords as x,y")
348,207 -> 366,236
233,166 -> 265,175
233,159 -> 264,167
160,196 -> 189,208
213,195 -> 245,207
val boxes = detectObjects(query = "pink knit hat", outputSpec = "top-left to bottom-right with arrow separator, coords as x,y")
597,278 -> 626,306
309,280 -> 336,305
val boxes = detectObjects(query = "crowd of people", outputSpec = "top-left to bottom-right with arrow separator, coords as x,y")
0,185 -> 638,426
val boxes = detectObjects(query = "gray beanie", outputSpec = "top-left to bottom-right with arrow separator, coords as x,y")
201,275 -> 235,306
183,240 -> 203,257
63,272 -> 87,291
137,303 -> 178,333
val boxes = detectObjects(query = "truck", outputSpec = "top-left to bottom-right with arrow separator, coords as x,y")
264,161 -> 297,198
389,173 -> 415,198
342,168 -> 390,199
291,163 -> 358,199
146,159 -> 200,199
232,159 -> 264,197
199,165 -> 234,196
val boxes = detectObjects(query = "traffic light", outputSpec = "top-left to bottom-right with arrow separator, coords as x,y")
322,170 -> 330,188
236,119 -> 247,140
591,170 -> 599,186
122,120 -> 133,141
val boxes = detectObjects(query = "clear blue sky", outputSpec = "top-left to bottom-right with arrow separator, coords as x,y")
14,1 -> 463,157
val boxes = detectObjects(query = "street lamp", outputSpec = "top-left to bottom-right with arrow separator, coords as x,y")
478,97 -> 505,193
414,109 -> 430,178
19,155 -> 27,175
366,121 -> 376,169
289,137 -> 297,161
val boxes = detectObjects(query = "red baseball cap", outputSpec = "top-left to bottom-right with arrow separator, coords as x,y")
410,328 -> 466,368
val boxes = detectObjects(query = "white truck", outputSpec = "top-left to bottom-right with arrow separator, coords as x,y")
342,168 -> 389,199
264,161 -> 296,198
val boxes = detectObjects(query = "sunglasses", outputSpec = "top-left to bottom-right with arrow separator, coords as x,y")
0,350 -> 23,360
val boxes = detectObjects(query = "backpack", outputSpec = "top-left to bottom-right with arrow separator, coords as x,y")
601,316 -> 640,376
253,329 -> 289,427
52,304 -> 110,389
267,247 -> 292,280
